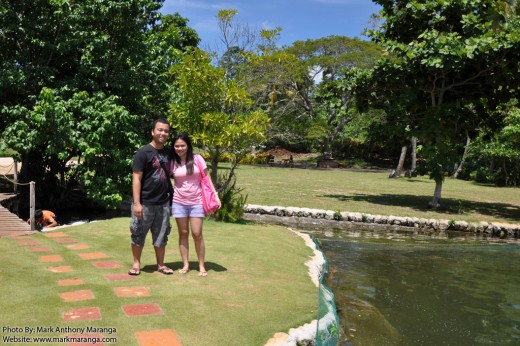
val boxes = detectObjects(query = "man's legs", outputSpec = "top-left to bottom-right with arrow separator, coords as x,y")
130,244 -> 143,274
151,203 -> 173,274
129,204 -> 152,275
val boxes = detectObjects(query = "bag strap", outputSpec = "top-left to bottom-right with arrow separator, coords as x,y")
193,154 -> 206,178
150,145 -> 174,194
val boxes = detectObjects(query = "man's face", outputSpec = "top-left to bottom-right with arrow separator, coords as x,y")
151,121 -> 170,145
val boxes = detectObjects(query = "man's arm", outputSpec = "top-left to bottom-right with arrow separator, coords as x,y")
132,171 -> 144,219
45,217 -> 58,228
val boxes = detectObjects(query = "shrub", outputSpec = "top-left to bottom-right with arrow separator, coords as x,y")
213,175 -> 247,222
239,153 -> 270,164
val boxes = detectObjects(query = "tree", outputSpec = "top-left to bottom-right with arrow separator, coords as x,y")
469,100 -> 520,186
364,0 -> 520,207
0,0 -> 199,209
168,47 -> 269,190
257,36 -> 382,155
1,88 -> 141,209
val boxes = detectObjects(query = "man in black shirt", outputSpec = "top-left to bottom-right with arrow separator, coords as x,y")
129,118 -> 174,275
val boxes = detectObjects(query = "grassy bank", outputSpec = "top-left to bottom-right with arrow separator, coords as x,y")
235,165 -> 520,224
0,219 -> 317,345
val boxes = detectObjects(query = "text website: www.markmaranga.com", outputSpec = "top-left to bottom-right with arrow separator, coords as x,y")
2,325 -> 117,344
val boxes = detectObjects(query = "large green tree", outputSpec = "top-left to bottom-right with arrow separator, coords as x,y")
364,0 -> 520,207
249,35 -> 382,154
169,47 -> 269,189
0,0 -> 198,209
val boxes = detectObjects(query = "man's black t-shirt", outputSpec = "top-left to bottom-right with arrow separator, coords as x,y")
132,144 -> 173,205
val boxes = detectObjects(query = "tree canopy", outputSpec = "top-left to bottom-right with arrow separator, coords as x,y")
0,0 -> 199,210
363,0 -> 520,205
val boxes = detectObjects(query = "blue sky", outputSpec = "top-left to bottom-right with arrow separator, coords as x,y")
161,0 -> 382,48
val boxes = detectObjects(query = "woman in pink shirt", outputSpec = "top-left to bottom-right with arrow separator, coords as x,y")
170,133 -> 220,277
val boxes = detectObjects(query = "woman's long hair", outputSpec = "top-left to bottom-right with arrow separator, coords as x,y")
172,133 -> 194,175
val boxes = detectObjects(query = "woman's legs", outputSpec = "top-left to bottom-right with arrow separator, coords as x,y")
189,217 -> 206,275
176,217 -> 190,272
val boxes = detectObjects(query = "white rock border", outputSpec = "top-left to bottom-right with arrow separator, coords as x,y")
264,229 -> 338,346
245,204 -> 520,238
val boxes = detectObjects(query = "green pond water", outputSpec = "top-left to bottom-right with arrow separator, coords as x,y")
311,231 -> 520,346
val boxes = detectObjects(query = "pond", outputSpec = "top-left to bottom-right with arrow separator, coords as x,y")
309,230 -> 520,346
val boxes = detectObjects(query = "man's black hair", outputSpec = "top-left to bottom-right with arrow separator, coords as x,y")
152,118 -> 170,131
35,209 -> 43,219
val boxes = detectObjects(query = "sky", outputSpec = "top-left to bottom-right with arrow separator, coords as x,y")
160,0 -> 382,49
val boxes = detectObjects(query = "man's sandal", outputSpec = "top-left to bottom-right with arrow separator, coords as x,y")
158,266 -> 174,275
128,268 -> 140,276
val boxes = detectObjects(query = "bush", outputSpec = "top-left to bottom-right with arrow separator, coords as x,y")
213,175 -> 247,222
239,153 -> 270,164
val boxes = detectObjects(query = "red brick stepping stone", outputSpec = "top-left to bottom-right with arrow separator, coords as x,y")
105,273 -> 137,282
16,239 -> 40,246
68,333 -> 104,346
54,238 -> 78,243
63,307 -> 101,321
92,261 -> 122,269
27,246 -> 52,252
79,252 -> 108,260
40,254 -> 64,262
114,286 -> 151,297
59,289 -> 95,302
43,232 -> 68,238
57,278 -> 84,286
135,329 -> 182,346
66,243 -> 90,250
46,266 -> 73,273
122,303 -> 163,316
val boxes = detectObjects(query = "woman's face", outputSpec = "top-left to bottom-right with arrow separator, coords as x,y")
174,139 -> 188,159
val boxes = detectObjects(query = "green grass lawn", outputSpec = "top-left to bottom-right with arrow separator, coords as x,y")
0,219 -> 317,346
235,165 -> 520,223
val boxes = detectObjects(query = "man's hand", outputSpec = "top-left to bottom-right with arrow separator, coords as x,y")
133,203 -> 143,219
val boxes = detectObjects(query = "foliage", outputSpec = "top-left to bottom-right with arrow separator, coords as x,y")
364,0 -> 520,205
464,100 -> 520,186
213,175 -> 247,222
169,18 -> 270,193
239,153 -> 271,165
0,0 -> 198,209
1,88 -> 141,209
253,36 -> 382,155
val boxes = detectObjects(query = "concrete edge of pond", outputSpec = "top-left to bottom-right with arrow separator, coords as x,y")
243,204 -> 520,239
265,230 -> 332,346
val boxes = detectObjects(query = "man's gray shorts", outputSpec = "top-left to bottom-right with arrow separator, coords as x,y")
130,203 -> 171,247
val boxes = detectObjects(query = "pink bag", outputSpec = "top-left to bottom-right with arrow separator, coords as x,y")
194,155 -> 220,216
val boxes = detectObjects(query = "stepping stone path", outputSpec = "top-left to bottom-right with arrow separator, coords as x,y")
9,230 -> 183,346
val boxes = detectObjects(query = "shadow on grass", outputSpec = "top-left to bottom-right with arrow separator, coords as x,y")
141,261 -> 227,274
321,193 -> 520,220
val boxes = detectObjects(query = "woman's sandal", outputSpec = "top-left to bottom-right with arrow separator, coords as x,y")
157,266 -> 174,275
178,268 -> 189,274
128,267 -> 140,276
199,271 -> 208,277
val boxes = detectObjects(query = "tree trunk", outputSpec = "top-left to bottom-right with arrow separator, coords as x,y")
390,145 -> 407,178
429,179 -> 443,208
451,135 -> 471,179
322,136 -> 331,157
411,137 -> 417,173
210,147 -> 220,187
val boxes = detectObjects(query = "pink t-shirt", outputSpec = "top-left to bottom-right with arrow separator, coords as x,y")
171,155 -> 207,205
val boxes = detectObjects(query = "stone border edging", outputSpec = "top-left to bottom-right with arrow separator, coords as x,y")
265,230 -> 332,346
244,204 -> 520,238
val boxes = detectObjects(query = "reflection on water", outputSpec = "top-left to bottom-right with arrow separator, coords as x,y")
310,230 -> 520,346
